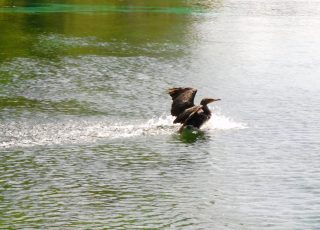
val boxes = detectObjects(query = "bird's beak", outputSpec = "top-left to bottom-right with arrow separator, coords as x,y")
208,98 -> 221,103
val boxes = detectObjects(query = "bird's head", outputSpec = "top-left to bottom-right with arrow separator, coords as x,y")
200,98 -> 221,105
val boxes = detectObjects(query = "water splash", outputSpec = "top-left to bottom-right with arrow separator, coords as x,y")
0,114 -> 246,149
205,113 -> 248,130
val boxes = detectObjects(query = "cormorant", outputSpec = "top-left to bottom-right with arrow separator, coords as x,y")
168,87 -> 220,132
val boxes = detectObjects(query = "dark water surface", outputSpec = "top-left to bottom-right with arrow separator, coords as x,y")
1,0 -> 320,229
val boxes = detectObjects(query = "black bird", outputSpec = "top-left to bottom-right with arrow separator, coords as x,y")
168,87 -> 220,132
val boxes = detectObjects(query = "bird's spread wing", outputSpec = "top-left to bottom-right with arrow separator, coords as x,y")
177,106 -> 204,132
173,105 -> 201,124
168,87 -> 197,116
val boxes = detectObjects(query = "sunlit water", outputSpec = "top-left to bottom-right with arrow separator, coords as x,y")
1,0 -> 320,229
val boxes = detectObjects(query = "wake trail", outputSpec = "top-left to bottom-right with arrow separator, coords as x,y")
0,114 -> 247,149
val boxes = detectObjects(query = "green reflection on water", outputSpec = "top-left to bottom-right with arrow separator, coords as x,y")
0,96 -> 102,116
0,0 -> 223,61
0,3 -> 204,14
179,127 -> 207,143
0,1 -> 212,61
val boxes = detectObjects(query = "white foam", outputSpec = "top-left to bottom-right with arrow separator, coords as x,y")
205,113 -> 248,130
0,114 -> 246,148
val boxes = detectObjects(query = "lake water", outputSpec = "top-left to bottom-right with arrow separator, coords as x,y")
1,0 -> 320,229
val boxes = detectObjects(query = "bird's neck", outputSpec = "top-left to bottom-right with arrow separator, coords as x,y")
202,104 -> 211,114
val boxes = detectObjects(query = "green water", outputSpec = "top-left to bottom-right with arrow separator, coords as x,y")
0,0 -> 209,60
0,3 -> 202,14
1,0 -> 320,229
